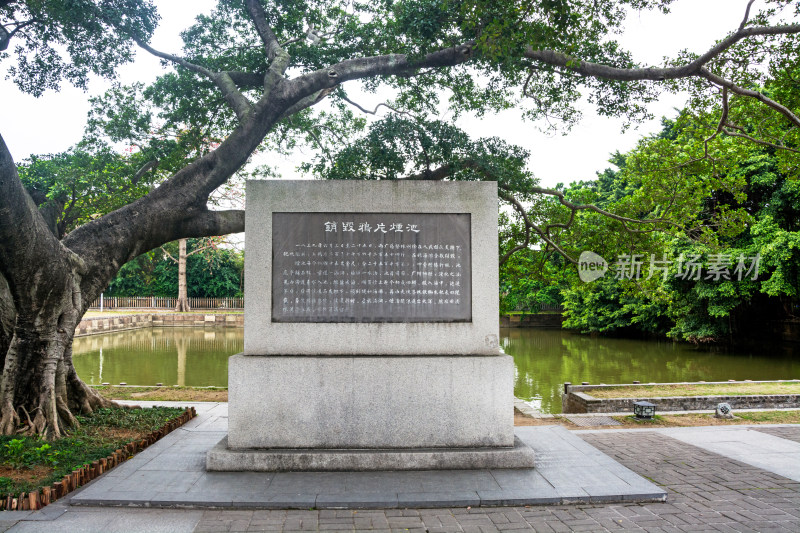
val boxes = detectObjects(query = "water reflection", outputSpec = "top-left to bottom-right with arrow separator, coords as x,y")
73,327 -> 242,387
73,326 -> 799,413
502,328 -> 800,414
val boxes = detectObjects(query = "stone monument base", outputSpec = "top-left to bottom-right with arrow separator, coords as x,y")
207,353 -> 535,471
206,436 -> 535,471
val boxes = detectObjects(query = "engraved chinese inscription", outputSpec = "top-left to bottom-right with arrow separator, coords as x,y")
271,213 -> 471,322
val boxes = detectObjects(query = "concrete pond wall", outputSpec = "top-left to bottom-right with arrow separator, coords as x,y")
562,381 -> 800,413
75,313 -> 243,337
79,312 -> 561,337
500,314 -> 563,328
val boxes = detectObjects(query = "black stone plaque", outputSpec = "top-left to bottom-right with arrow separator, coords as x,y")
271,212 -> 471,322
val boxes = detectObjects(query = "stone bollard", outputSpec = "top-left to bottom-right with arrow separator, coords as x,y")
715,402 -> 735,419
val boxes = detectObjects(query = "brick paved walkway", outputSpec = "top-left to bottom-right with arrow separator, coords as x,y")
191,430 -> 800,533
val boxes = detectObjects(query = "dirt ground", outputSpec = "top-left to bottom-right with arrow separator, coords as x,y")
99,387 -> 229,402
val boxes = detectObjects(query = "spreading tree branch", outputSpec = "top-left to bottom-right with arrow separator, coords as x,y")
699,68 -> 800,127
523,5 -> 800,135
160,246 -> 177,263
524,24 -> 800,82
176,209 -> 245,239
161,240 -> 216,263
131,35 -> 214,78
498,189 -> 576,265
527,185 -> 682,234
227,71 -> 266,89
132,160 -> 158,185
738,0 -> 756,32
0,18 -> 36,50
186,242 -> 216,257
282,43 -> 474,109
244,0 -> 283,62
131,36 -> 253,122
339,93 -> 412,118
722,126 -> 800,153
244,0 -> 292,95
277,87 -> 335,119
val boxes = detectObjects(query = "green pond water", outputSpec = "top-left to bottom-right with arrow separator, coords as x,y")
72,326 -> 800,413
502,328 -> 800,413
73,327 -> 241,388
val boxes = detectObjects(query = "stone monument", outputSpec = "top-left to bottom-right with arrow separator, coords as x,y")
207,180 -> 535,470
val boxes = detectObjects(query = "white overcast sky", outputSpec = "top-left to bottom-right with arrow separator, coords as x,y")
0,0 -> 751,189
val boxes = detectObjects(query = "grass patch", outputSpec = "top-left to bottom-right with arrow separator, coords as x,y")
0,406 -> 184,495
587,381 -> 800,399
730,411 -> 800,423
610,411 -> 800,428
515,409 -> 800,429
95,385 -> 228,402
618,415 -> 668,426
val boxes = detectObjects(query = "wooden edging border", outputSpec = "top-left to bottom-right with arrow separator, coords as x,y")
0,406 -> 197,511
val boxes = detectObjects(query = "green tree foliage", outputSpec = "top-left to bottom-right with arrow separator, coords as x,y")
1,0 -> 799,437
0,0 -> 158,96
16,145 -> 160,238
499,248 -> 568,314
106,240 -> 244,298
557,111 -> 800,342
307,115 -> 533,186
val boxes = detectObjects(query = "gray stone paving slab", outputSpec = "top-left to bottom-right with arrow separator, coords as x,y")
607,426 -> 800,483
104,509 -> 204,533
7,509 -> 116,532
259,493 -> 318,509
150,492 -> 233,508
396,492 -> 480,508
341,472 -> 427,493
316,492 -> 400,509
563,415 -> 621,427
66,403 -> 664,509
140,452 -> 208,471
477,488 -> 558,506
110,469 -> 205,492
187,471 -> 275,493
3,419 -> 799,533
6,508 -> 204,533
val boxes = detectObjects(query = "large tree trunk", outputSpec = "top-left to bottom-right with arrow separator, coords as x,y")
0,238 -> 113,438
0,37 -> 335,436
0,273 -> 14,367
0,125 -> 247,437
0,134 -> 118,439
0,271 -> 113,438
175,239 -> 190,312
1,114 -> 251,437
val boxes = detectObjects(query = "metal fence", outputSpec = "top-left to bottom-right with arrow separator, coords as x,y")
513,303 -> 564,313
89,296 -> 244,310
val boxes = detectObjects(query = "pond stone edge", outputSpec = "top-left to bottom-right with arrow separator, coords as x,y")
563,381 -> 800,413
75,314 -> 243,337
